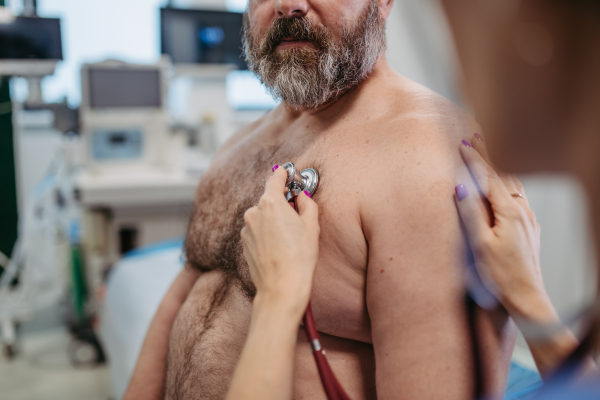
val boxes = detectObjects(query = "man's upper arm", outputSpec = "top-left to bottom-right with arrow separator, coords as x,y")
363,141 -> 514,399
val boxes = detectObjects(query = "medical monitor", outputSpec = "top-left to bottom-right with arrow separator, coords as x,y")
0,16 -> 62,60
87,68 -> 161,109
160,7 -> 246,69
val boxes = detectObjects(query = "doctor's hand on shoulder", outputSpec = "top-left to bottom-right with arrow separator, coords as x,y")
241,165 -> 320,320
455,134 -> 579,377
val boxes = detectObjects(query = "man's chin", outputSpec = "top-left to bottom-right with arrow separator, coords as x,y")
277,89 -> 341,111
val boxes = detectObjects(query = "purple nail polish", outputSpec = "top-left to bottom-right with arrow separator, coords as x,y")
462,139 -> 472,148
272,164 -> 279,172
304,191 -> 312,198
474,133 -> 484,141
455,184 -> 469,201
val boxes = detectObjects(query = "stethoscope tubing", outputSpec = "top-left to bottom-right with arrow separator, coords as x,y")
289,196 -> 352,400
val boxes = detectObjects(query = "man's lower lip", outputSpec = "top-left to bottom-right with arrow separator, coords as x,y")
277,40 -> 314,49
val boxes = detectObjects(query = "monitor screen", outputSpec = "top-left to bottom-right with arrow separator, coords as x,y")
0,16 -> 62,60
160,8 -> 246,69
88,68 -> 161,108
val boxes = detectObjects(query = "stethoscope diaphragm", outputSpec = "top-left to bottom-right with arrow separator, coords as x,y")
282,162 -> 319,201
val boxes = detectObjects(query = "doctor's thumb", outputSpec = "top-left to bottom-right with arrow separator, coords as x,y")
297,191 -> 319,224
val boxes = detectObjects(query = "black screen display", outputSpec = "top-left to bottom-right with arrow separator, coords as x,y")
160,8 -> 246,69
89,69 -> 161,108
0,16 -> 62,60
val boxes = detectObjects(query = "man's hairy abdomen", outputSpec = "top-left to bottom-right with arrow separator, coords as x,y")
165,271 -> 252,400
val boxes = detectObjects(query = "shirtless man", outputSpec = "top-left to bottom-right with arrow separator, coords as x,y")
124,0 -> 517,398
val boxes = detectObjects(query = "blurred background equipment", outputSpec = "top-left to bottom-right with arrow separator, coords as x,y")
0,14 -> 62,77
161,7 -> 246,70
0,5 -> 68,362
76,58 -> 198,320
80,59 -> 169,172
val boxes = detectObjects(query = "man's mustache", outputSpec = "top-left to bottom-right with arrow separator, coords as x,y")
262,17 -> 329,55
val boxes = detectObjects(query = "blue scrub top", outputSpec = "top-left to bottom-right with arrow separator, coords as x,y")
534,374 -> 600,399
535,385 -> 600,399
502,361 -> 600,399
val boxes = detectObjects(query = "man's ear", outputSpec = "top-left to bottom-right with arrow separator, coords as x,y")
378,0 -> 394,21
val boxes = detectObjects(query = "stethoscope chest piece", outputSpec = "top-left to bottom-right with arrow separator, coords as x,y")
300,168 -> 319,195
282,162 -> 320,201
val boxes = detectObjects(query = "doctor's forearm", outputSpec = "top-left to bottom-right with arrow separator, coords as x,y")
526,329 -> 580,379
123,266 -> 201,400
513,296 -> 581,379
226,293 -> 303,400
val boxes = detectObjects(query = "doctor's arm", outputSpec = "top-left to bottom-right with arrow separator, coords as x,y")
123,266 -> 201,400
455,137 -> 581,378
227,167 -> 319,400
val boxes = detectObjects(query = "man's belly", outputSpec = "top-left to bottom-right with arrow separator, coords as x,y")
165,270 -> 376,400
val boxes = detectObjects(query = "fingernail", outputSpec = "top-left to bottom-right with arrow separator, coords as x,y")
304,191 -> 312,198
455,184 -> 469,201
462,139 -> 472,148
474,133 -> 484,141
272,164 -> 279,172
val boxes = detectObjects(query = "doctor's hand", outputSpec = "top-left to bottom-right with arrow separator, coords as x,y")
455,136 -> 557,326
242,166 -> 320,320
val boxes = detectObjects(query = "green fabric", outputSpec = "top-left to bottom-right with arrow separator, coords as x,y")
70,245 -> 88,322
1,0 -> 20,272
0,76 -> 18,262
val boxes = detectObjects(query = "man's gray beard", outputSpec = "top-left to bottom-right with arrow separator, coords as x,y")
242,2 -> 386,110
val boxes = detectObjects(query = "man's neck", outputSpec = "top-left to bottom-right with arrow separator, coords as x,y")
275,56 -> 394,120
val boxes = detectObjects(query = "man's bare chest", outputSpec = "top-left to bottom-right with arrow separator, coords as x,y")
183,130 -> 321,292
184,123 -> 368,301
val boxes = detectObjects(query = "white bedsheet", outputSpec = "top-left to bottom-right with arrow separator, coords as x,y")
99,241 -> 184,400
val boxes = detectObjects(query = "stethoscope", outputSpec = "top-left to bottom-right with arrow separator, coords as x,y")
281,162 -> 594,400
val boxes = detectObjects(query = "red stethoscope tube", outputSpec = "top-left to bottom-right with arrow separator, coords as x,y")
289,196 -> 352,400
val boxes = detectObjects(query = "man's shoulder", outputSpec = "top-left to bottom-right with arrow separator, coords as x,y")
359,70 -> 477,171
369,70 -> 478,142
358,71 -> 475,218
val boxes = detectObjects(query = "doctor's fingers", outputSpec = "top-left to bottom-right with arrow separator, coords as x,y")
263,165 -> 290,199
241,238 -> 261,284
240,228 -> 254,265
454,183 -> 494,249
456,163 -> 494,239
508,175 -> 531,208
240,225 -> 254,252
469,136 -> 529,205
459,144 -> 513,211
296,192 -> 320,229
470,133 -> 492,163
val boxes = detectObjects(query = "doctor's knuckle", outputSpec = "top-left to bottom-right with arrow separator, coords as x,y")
505,205 -> 521,221
311,222 -> 321,234
515,179 -> 525,190
259,195 -> 276,208
513,209 -> 531,226
478,234 -> 495,252
486,170 -> 499,184
244,208 -> 256,224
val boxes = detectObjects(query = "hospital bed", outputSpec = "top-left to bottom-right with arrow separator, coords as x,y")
99,239 -> 543,400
